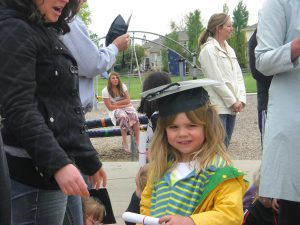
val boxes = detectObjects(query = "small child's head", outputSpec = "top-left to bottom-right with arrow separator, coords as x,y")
82,196 -> 106,225
138,72 -> 171,118
135,164 -> 148,198
141,79 -> 230,181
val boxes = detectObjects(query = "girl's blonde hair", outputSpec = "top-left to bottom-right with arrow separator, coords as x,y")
107,71 -> 125,98
148,102 -> 231,182
197,13 -> 230,50
82,196 -> 106,223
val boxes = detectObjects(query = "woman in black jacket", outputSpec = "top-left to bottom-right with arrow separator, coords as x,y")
0,1 -> 106,224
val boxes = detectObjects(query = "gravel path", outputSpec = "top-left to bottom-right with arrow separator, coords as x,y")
85,94 -> 261,161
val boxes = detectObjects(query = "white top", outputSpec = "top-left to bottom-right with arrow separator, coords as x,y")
102,83 -> 127,125
169,161 -> 196,186
199,37 -> 246,114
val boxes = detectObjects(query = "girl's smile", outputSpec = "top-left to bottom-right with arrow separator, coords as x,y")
166,113 -> 205,162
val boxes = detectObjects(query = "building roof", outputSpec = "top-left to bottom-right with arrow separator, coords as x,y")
143,31 -> 188,54
243,23 -> 257,31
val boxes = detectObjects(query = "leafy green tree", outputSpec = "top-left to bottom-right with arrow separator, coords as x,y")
223,3 -> 229,14
233,0 -> 249,43
185,10 -> 204,53
78,2 -> 101,47
114,45 -> 145,73
78,2 -> 91,26
231,0 -> 249,68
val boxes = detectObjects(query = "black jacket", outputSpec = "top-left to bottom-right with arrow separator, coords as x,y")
248,29 -> 273,111
0,8 -> 101,189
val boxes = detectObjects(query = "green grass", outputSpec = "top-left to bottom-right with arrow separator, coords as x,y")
94,73 -> 257,100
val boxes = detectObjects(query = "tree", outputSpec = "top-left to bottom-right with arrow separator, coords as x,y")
78,2 -> 101,47
233,0 -> 249,43
185,10 -> 204,53
78,2 -> 91,26
231,0 -> 249,68
223,3 -> 229,14
114,45 -> 145,73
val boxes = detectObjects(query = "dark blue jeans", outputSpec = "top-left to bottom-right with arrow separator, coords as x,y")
11,179 -> 67,225
63,175 -> 90,225
63,195 -> 83,225
219,114 -> 236,148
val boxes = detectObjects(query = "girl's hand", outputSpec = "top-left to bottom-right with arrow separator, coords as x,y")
88,167 -> 107,190
159,215 -> 195,225
54,163 -> 89,197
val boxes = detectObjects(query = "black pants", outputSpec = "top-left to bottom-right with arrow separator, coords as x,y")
279,199 -> 300,225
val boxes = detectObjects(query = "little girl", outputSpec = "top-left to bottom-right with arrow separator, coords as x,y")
102,72 -> 140,152
82,196 -> 105,225
140,79 -> 248,225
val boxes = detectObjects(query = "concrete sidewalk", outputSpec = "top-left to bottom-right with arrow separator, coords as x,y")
102,160 -> 261,225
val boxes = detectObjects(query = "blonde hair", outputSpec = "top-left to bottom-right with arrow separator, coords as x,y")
107,71 -> 125,98
136,165 -> 148,191
82,196 -> 106,223
148,103 -> 231,182
197,13 -> 230,50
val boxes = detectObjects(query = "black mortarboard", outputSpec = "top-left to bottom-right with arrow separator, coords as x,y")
141,79 -> 219,117
105,14 -> 131,47
89,188 -> 116,224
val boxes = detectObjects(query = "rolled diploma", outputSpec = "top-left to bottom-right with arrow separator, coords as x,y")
122,212 -> 160,225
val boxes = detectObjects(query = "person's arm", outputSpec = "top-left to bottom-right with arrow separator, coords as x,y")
0,20 -> 72,179
190,179 -> 244,225
103,97 -> 130,110
235,59 -> 246,109
0,20 -> 98,197
112,91 -> 131,106
255,0 -> 300,75
63,17 -> 129,78
101,87 -> 131,111
199,45 -> 237,108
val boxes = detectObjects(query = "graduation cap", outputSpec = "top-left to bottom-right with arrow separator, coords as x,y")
141,78 -> 219,117
105,14 -> 132,47
89,188 -> 116,224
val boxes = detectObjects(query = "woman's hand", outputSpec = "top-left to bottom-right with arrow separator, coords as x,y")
88,167 -> 107,190
54,163 -> 89,197
159,215 -> 195,225
113,33 -> 130,51
231,101 -> 244,113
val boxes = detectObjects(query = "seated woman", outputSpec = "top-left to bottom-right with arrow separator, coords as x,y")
102,72 -> 140,152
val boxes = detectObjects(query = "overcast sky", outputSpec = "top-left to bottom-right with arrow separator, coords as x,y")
87,0 -> 265,42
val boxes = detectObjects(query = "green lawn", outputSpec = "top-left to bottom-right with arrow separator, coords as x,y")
94,72 -> 257,100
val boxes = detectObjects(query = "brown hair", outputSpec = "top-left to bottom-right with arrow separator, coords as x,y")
197,13 -> 230,50
107,71 -> 125,98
